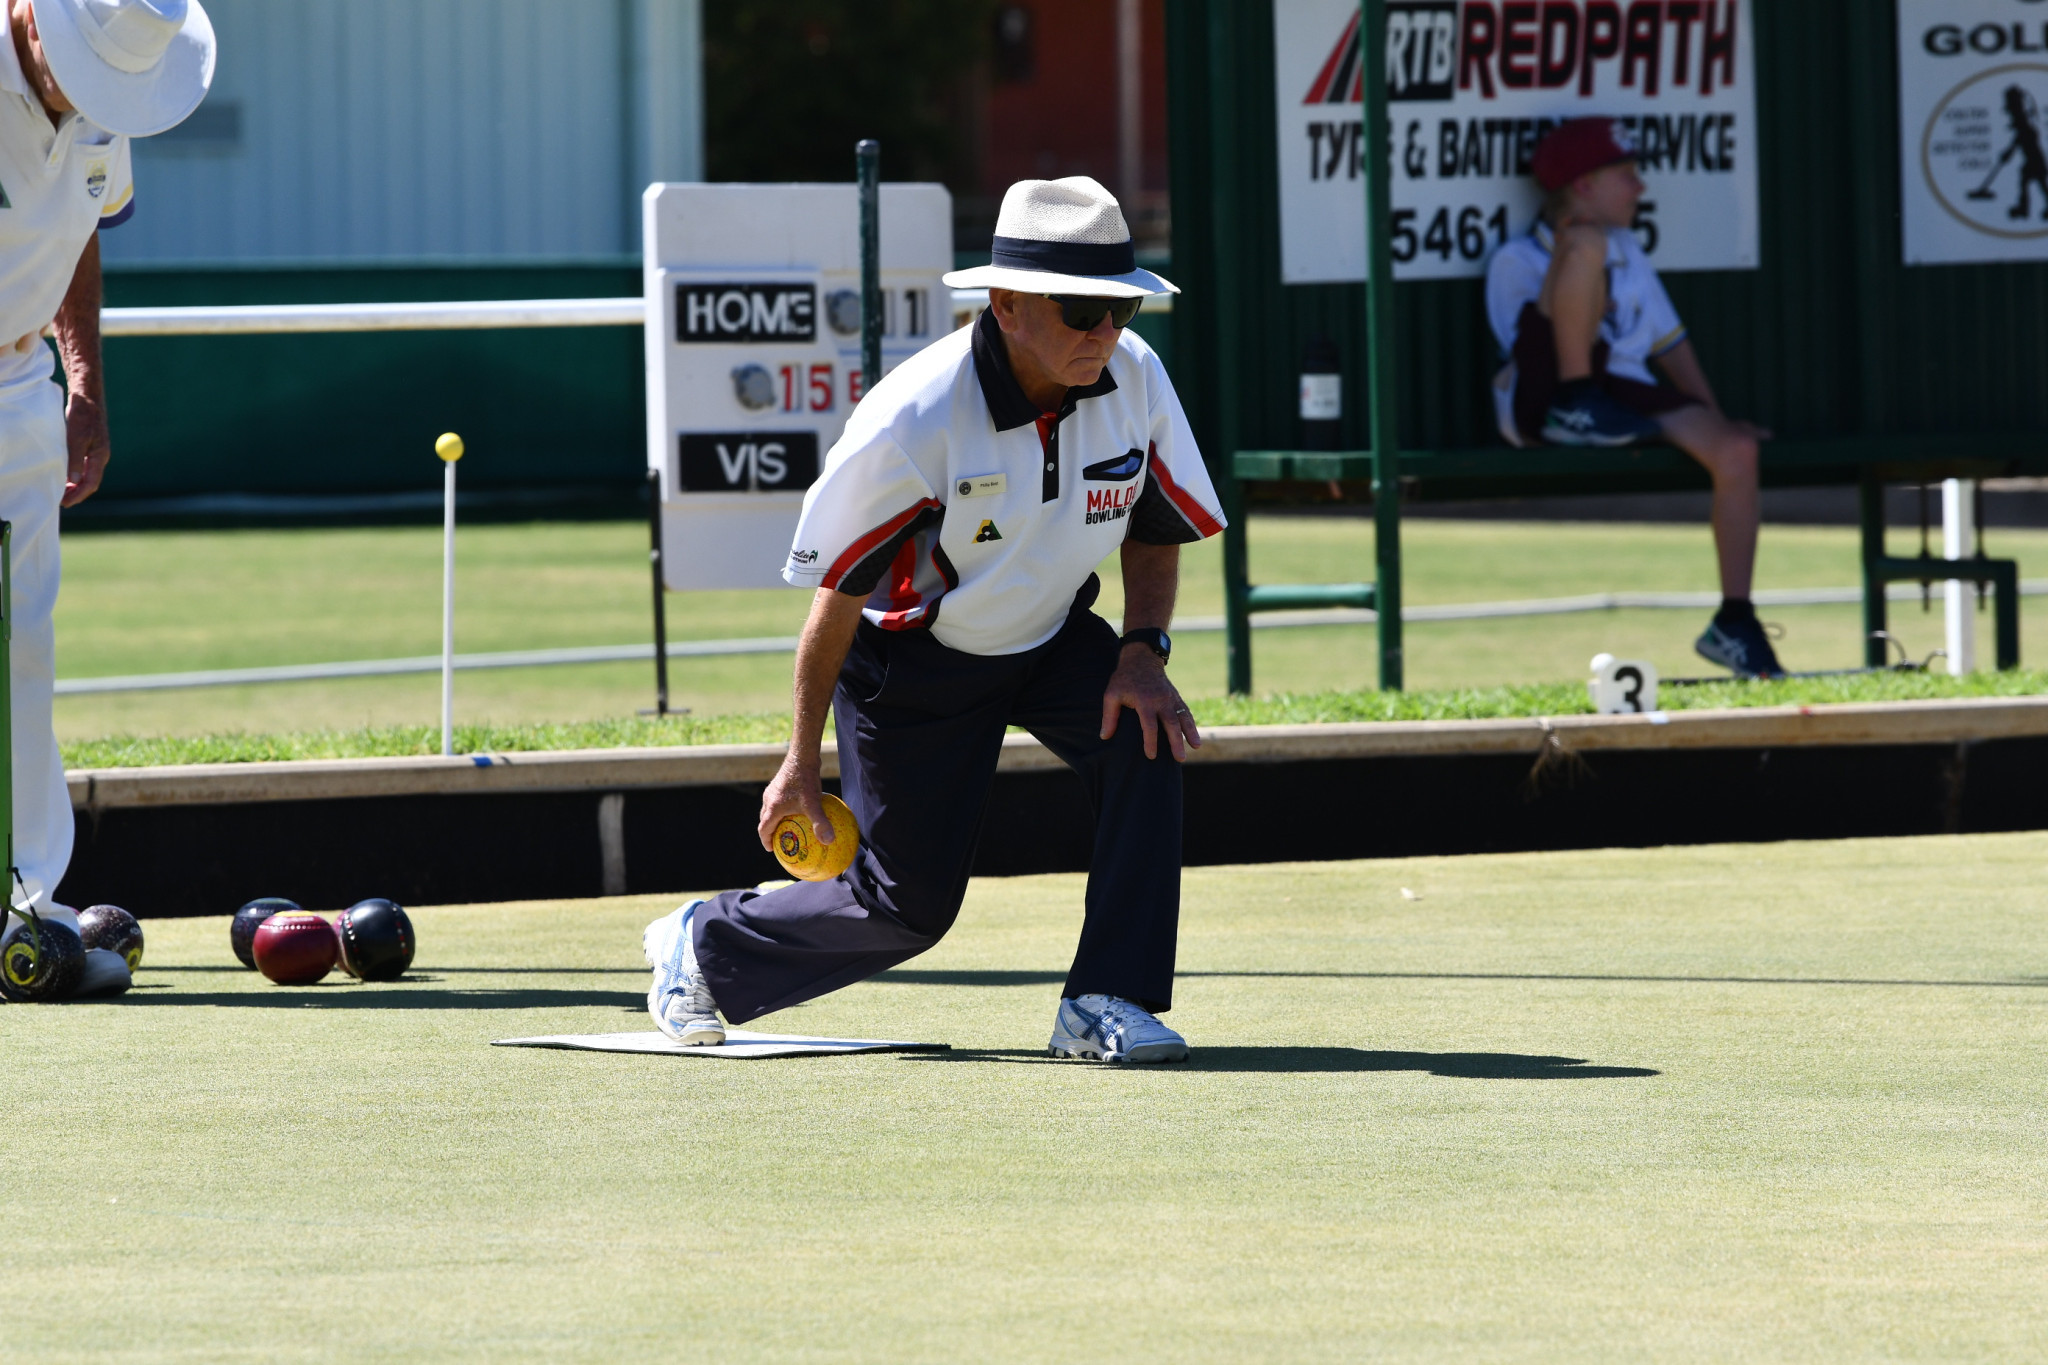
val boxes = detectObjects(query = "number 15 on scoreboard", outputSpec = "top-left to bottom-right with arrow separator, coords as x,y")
776,363 -> 835,413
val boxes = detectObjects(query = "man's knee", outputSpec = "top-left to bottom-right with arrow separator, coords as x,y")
1706,424 -> 1759,479
853,855 -> 969,942
1665,408 -> 1758,480
1093,709 -> 1188,804
1539,225 -> 1609,315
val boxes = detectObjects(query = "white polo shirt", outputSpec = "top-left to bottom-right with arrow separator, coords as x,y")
784,307 -> 1226,657
0,6 -> 132,374
1485,222 -> 1685,385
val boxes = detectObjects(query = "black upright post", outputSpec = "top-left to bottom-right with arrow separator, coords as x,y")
857,139 -> 882,399
646,466 -> 670,717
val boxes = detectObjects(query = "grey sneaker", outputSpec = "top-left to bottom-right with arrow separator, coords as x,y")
1048,994 -> 1188,1064
1542,387 -> 1661,447
643,901 -> 724,1046
1695,614 -> 1786,679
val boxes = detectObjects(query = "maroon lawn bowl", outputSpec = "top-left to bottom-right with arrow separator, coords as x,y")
251,912 -> 338,985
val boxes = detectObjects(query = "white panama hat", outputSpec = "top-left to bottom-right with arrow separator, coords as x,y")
31,0 -> 214,138
943,176 -> 1177,299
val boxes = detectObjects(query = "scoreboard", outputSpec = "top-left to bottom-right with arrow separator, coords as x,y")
642,182 -> 954,589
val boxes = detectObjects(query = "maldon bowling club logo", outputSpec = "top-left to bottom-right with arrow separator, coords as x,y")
1923,63 -> 2048,239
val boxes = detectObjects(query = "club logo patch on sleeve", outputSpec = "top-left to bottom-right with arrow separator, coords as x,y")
974,519 -> 1003,543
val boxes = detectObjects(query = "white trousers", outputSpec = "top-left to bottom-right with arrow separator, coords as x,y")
0,361 -> 73,924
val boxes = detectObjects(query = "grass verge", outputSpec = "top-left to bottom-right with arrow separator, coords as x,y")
57,666 -> 2048,768
60,712 -> 796,768
1195,663 -> 2048,726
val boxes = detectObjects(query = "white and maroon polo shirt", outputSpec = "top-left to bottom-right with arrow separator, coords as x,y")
783,306 -> 1225,657
0,3 -> 132,364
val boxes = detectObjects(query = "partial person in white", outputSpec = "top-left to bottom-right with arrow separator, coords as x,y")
0,0 -> 214,931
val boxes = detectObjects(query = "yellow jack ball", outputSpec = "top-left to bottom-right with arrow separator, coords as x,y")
435,432 -> 465,463
771,794 -> 859,882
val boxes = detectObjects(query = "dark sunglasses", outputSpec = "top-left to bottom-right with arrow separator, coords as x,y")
1047,294 -> 1143,331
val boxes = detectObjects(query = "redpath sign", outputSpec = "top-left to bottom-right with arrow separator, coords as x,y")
1898,0 -> 2048,265
1274,0 -> 1760,283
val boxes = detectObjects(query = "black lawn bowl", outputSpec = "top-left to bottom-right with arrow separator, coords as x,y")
0,917 -> 85,1002
231,898 -> 300,969
335,899 -> 415,982
77,904 -> 144,971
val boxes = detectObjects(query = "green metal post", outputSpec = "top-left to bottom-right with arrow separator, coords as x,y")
0,522 -> 12,887
1844,0 -> 1897,672
1860,477 -> 1888,667
1991,559 -> 2021,670
1360,0 -> 1403,689
856,140 -> 882,399
1208,2 -> 1252,695
1222,492 -> 1251,694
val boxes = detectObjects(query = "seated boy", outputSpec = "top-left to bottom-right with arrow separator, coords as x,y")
1485,118 -> 1783,678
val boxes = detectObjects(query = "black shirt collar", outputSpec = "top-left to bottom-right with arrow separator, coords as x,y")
971,306 -> 1118,432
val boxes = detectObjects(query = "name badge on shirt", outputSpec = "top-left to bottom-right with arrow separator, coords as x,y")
954,473 -> 1006,499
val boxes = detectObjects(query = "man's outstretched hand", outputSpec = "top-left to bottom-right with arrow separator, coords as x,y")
1100,644 -> 1200,762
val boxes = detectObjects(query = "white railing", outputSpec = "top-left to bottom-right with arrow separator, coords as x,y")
98,297 -> 647,337
99,290 -> 1169,339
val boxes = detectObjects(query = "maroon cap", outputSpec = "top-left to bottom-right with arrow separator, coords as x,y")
1532,118 -> 1638,192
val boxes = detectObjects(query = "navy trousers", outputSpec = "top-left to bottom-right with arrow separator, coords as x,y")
693,594 -> 1182,1025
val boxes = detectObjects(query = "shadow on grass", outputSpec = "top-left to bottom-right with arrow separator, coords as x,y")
902,1048 -> 1658,1077
875,968 -> 2048,991
114,986 -> 639,1010
147,965 -> 647,976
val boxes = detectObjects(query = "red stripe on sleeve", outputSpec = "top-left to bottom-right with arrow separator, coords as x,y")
820,498 -> 943,591
885,538 -> 920,612
1146,443 -> 1224,538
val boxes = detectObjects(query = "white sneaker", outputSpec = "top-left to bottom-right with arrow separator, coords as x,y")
643,901 -> 724,1046
1048,994 -> 1188,1064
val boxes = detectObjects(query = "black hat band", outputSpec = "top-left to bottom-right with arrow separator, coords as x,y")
989,235 -> 1136,277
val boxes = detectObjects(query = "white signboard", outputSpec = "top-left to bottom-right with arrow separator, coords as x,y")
1273,0 -> 1759,282
1898,0 -> 2048,266
643,183 -> 952,588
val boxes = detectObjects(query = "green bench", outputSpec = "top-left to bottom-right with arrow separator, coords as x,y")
1225,437 -> 2047,691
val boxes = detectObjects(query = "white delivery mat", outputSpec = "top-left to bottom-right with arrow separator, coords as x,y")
492,1029 -> 948,1060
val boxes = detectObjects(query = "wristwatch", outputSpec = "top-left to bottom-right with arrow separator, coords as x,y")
1120,627 -> 1172,664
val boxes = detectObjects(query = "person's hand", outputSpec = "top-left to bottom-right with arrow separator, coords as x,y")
1100,644 -> 1201,762
757,752 -> 835,852
1731,418 -> 1773,442
62,389 -> 110,507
